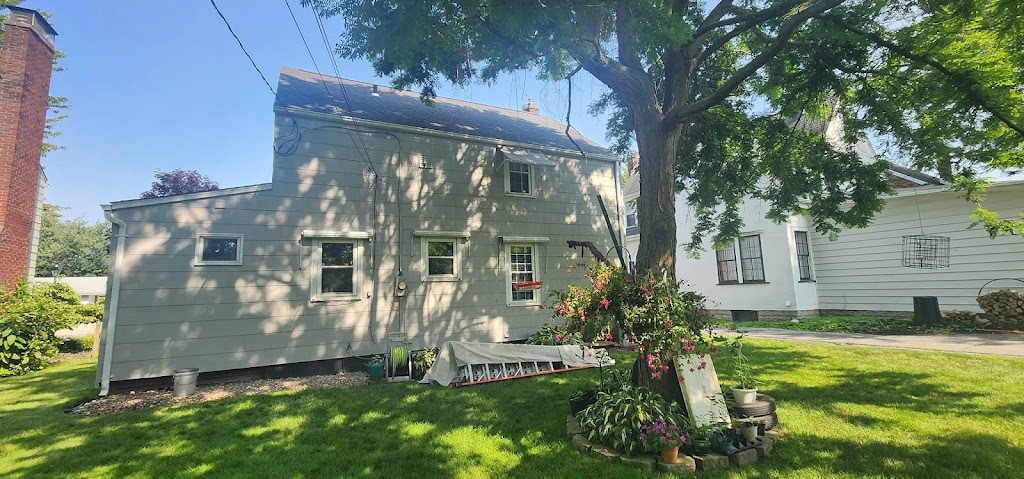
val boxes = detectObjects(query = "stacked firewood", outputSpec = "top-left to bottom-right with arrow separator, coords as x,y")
941,310 -> 981,327
976,289 -> 1024,330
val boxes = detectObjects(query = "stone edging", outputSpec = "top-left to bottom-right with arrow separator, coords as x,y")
566,415 -> 779,473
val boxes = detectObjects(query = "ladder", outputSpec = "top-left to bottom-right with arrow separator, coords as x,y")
451,360 -> 593,387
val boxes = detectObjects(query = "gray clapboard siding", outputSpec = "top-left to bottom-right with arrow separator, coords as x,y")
812,184 -> 1024,313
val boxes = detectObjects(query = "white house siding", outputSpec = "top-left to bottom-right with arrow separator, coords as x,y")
813,183 -> 1024,315
96,113 -> 621,383
624,193 -> 819,320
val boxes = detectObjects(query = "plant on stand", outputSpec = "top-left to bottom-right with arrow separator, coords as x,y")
733,416 -> 759,444
640,419 -> 688,464
729,339 -> 758,404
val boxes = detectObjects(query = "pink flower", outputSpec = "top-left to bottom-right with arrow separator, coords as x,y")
555,334 -> 564,342
604,333 -> 613,341
599,298 -> 610,309
596,284 -> 604,291
537,305 -> 545,310
578,311 -> 585,319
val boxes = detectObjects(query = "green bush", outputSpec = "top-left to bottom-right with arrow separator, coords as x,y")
411,347 -> 439,376
0,279 -> 98,376
578,384 -> 685,455
525,323 -> 583,346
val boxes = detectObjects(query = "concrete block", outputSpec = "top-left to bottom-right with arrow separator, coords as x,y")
571,434 -> 591,452
566,415 -> 582,436
730,448 -> 759,467
620,454 -> 656,471
755,439 -> 774,458
657,454 -> 697,474
590,444 -> 620,461
694,452 -> 730,471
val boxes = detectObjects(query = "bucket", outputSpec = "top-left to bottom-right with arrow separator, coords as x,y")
172,368 -> 199,397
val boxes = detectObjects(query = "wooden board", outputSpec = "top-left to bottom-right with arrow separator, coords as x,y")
675,354 -> 731,427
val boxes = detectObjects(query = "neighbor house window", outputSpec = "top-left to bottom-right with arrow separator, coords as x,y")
195,234 -> 243,265
312,239 -> 363,300
424,238 -> 460,279
738,234 -> 766,282
794,231 -> 812,281
507,244 -> 537,303
625,201 -> 639,236
716,245 -> 739,284
506,161 -> 533,196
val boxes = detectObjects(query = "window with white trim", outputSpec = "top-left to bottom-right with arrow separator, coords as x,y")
625,201 -> 639,236
195,234 -> 243,265
715,245 -> 739,284
311,238 -> 363,301
738,234 -> 766,282
507,243 -> 537,303
794,231 -> 813,281
506,161 -> 533,196
424,238 -> 460,279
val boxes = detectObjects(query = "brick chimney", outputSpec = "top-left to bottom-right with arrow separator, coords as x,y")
0,6 -> 57,288
522,98 -> 539,114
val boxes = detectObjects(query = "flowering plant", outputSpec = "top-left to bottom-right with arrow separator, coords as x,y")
548,262 -> 715,379
640,420 -> 688,451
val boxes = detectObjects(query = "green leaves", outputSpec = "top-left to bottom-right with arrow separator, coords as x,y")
0,278 -> 97,376
578,383 -> 686,455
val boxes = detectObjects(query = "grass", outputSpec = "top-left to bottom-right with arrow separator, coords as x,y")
2,341 -> 1023,478
716,316 -> 974,335
58,334 -> 95,354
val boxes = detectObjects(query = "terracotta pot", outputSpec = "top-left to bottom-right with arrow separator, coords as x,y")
660,446 -> 679,464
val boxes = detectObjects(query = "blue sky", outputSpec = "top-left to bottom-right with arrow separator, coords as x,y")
28,0 -> 613,223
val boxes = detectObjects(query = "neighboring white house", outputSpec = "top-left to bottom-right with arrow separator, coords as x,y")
624,115 -> 1024,320
32,276 -> 107,304
95,68 -> 625,389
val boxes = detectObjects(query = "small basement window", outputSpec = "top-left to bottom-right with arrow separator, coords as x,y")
195,234 -> 243,265
731,310 -> 759,322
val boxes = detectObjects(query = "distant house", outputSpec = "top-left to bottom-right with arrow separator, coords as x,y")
625,114 -> 1024,320
32,276 -> 107,304
96,68 -> 625,391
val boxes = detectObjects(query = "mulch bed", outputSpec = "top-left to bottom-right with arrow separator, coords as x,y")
68,371 -> 369,416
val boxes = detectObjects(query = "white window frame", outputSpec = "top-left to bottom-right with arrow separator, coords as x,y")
505,242 -> 540,306
504,160 -> 536,197
625,201 -> 639,237
422,237 -> 461,281
306,232 -> 369,302
194,233 -> 243,266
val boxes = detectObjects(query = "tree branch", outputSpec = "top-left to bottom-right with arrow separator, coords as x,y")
615,1 -> 642,71
826,16 -> 1024,137
666,0 -> 846,125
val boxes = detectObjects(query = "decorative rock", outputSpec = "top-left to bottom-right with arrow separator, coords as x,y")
620,454 -> 657,471
566,415 -> 582,436
590,444 -> 620,461
730,448 -> 758,467
657,454 -> 696,474
571,434 -> 591,452
755,438 -> 774,458
694,453 -> 730,471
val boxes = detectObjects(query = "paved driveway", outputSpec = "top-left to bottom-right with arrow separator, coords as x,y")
728,327 -> 1024,358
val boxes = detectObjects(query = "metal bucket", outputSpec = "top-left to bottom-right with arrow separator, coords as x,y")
172,368 -> 199,397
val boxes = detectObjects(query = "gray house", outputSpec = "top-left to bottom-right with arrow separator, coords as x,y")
96,68 -> 624,393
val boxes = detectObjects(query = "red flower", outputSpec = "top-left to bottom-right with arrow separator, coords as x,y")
599,298 -> 610,309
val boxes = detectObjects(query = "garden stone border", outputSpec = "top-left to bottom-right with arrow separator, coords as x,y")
567,415 -> 779,473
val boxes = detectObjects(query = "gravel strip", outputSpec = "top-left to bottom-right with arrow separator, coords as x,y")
69,371 -> 370,416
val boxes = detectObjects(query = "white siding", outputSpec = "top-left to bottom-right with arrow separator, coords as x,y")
98,114 -> 622,382
813,184 -> 1024,313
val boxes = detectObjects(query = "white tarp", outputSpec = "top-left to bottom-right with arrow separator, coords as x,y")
420,341 -> 615,387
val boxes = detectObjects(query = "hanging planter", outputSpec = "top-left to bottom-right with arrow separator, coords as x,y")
513,280 -> 544,291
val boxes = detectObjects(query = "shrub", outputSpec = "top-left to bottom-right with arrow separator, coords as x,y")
412,347 -> 440,375
578,384 -> 685,455
0,279 -> 98,376
525,323 -> 583,346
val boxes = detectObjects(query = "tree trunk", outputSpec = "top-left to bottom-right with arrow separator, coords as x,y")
631,353 -> 685,406
634,113 -> 682,279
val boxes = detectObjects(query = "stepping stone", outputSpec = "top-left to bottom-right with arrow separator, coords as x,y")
657,454 -> 696,474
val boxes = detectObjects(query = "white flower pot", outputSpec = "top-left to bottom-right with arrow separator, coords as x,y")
731,386 -> 757,405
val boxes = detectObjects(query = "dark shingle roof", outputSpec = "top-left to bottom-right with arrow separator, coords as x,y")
276,67 -> 610,156
623,173 -> 640,199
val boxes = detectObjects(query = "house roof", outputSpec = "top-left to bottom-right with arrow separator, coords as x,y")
623,173 -> 640,200
275,67 -> 611,157
886,163 -> 945,187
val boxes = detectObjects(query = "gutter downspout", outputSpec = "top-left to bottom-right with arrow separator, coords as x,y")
99,206 -> 127,396
613,160 -> 627,269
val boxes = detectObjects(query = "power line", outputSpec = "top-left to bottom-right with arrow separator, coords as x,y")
209,0 -> 276,97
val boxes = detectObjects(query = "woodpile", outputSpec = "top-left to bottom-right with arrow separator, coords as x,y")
976,289 -> 1024,330
941,310 -> 981,327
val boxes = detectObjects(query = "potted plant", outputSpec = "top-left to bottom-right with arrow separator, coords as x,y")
733,416 -> 759,444
640,419 -> 688,464
568,387 -> 598,416
687,424 -> 713,456
730,339 -> 758,404
365,354 -> 386,381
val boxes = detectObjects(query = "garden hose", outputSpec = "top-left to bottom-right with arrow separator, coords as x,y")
391,346 -> 407,376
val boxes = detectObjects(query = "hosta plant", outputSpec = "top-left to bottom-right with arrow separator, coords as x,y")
577,384 -> 684,455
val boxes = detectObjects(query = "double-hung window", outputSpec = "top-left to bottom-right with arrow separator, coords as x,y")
794,231 -> 813,281
625,201 -> 639,236
305,231 -> 369,301
715,245 -> 739,284
195,234 -> 243,265
414,231 -> 469,281
738,234 -> 766,282
506,161 -> 533,196
508,244 -> 536,302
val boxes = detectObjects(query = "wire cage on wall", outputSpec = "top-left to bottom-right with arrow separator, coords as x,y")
901,234 -> 951,269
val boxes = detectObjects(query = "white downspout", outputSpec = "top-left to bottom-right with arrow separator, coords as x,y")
99,206 -> 127,396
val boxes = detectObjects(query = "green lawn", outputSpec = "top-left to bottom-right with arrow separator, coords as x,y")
2,341 -> 1022,478
717,316 -> 974,335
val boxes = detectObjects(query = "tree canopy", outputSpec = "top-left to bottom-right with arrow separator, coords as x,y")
139,169 -> 220,199
35,204 -> 109,277
307,0 -> 1024,272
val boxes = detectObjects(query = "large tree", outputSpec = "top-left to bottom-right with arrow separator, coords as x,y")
307,0 -> 1023,273
139,169 -> 220,199
35,204 -> 109,277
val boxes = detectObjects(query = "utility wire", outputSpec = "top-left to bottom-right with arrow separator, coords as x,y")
210,0 -> 276,97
